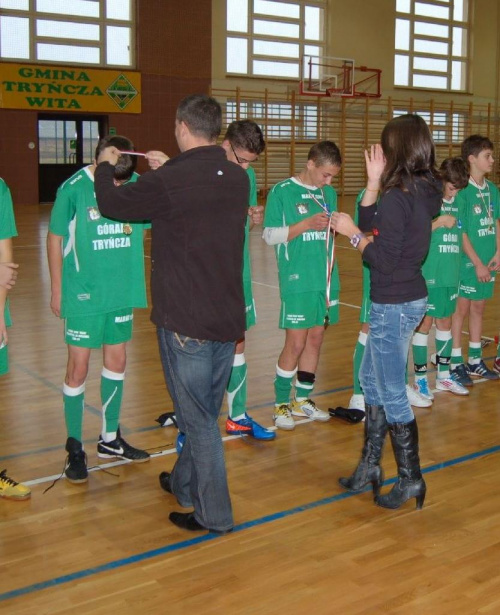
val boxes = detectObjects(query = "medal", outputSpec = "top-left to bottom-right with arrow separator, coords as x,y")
123,223 -> 133,235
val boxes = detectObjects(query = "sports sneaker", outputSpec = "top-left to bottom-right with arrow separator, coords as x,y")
494,358 -> 500,374
273,403 -> 295,431
467,360 -> 500,380
226,414 -> 276,440
414,377 -> 434,401
435,375 -> 469,396
97,432 -> 150,462
406,384 -> 432,408
348,393 -> 365,410
0,469 -> 31,500
65,437 -> 88,483
450,363 -> 474,387
291,398 -> 330,422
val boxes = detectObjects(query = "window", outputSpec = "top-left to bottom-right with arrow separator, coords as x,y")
226,0 -> 325,79
394,0 -> 469,91
0,0 -> 134,67
394,109 -> 466,143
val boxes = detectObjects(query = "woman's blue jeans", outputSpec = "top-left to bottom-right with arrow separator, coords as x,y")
360,298 -> 427,424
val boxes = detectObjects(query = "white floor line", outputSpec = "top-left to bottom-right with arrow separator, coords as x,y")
24,418 -> 313,487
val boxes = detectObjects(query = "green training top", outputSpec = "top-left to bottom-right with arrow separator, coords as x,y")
0,178 -> 17,327
49,166 -> 149,318
264,177 -> 340,297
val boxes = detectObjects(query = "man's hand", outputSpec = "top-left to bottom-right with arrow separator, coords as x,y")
145,150 -> 169,170
0,262 -> 18,289
97,146 -> 121,166
248,205 -> 264,226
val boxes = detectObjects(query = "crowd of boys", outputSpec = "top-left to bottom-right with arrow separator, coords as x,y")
1,104 -> 499,527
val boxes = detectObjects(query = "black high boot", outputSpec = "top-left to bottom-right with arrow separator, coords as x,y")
375,419 -> 426,510
338,404 -> 388,496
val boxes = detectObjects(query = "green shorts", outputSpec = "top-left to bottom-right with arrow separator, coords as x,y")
244,278 -> 256,330
280,291 -> 339,329
459,276 -> 496,301
0,343 -> 8,376
65,308 -> 134,348
426,286 -> 458,318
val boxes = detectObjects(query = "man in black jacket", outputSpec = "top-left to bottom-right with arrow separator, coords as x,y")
94,94 -> 249,534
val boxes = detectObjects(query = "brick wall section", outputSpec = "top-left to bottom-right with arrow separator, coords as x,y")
0,0 -> 212,205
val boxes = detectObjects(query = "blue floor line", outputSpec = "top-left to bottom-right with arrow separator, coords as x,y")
1,441 -> 499,603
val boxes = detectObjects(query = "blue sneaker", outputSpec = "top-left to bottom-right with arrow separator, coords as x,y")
176,432 -> 186,454
467,360 -> 500,380
226,414 -> 276,440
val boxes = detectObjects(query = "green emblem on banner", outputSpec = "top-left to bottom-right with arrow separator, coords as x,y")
106,74 -> 138,110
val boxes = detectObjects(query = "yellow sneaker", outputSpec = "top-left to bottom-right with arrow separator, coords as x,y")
291,398 -> 330,422
0,469 -> 31,500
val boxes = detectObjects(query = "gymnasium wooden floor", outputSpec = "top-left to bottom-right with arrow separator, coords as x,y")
1,199 -> 499,614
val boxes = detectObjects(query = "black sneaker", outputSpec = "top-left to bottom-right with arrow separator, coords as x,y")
450,364 -> 474,387
97,432 -> 150,463
467,360 -> 500,380
65,437 -> 88,483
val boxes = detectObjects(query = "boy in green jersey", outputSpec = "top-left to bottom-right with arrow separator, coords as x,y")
221,121 -> 275,441
450,136 -> 500,384
0,178 -> 31,500
263,141 -> 341,430
47,136 -> 151,484
411,157 -> 470,398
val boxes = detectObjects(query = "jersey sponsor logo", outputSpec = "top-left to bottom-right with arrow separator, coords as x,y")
77,293 -> 90,301
114,314 -> 133,323
92,237 -> 131,250
473,205 -> 482,215
96,222 -> 126,235
87,206 -> 101,221
66,328 -> 90,340
302,230 -> 327,241
296,202 -> 309,214
69,174 -> 84,186
439,245 -> 459,253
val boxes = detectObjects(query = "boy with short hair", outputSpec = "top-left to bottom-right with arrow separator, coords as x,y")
450,135 -> 500,384
0,177 -> 31,500
47,135 -> 150,484
263,141 -> 341,430
411,157 -> 470,397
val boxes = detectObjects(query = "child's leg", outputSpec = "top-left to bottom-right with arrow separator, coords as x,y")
64,345 -> 91,441
226,339 -> 247,421
101,342 -> 126,441
451,297 -> 470,367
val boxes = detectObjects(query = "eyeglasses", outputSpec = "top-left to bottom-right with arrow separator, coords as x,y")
230,143 -> 258,166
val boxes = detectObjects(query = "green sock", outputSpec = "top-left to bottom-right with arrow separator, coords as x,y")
435,330 -> 452,378
353,331 -> 367,395
468,342 -> 481,364
63,382 -> 85,441
295,370 -> 315,401
451,348 -> 463,366
101,368 -> 124,441
226,354 -> 247,421
497,340 -> 500,359
274,365 -> 296,405
412,332 -> 428,378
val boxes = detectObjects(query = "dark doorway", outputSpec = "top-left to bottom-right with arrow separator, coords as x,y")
38,114 -> 108,203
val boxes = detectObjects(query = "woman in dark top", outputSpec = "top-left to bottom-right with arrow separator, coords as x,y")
331,114 -> 441,510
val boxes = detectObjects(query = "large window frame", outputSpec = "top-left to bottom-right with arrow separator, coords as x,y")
226,0 -> 326,80
0,0 -> 135,68
394,0 -> 470,92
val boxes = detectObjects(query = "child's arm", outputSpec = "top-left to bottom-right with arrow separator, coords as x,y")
461,231 -> 491,282
431,215 -> 456,231
0,237 -> 13,345
46,231 -> 64,317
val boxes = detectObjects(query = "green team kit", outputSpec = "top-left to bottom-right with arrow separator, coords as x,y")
0,178 -> 17,375
49,166 -> 148,345
243,167 -> 257,329
421,196 -> 462,317
264,177 -> 340,328
455,179 -> 500,300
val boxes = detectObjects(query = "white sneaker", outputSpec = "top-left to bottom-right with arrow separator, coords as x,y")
348,393 -> 365,410
273,403 -> 295,430
435,376 -> 469,396
291,398 -> 330,422
414,377 -> 434,401
406,384 -> 432,408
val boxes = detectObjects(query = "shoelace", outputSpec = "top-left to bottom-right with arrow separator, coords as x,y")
276,404 -> 291,416
0,469 -> 20,487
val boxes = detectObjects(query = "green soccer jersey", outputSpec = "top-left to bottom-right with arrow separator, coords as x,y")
264,177 -> 340,297
421,197 -> 462,288
49,166 -> 149,318
456,179 -> 500,280
0,178 -> 17,327
243,167 -> 257,288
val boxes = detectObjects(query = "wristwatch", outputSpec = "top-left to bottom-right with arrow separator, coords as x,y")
350,232 -> 365,248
